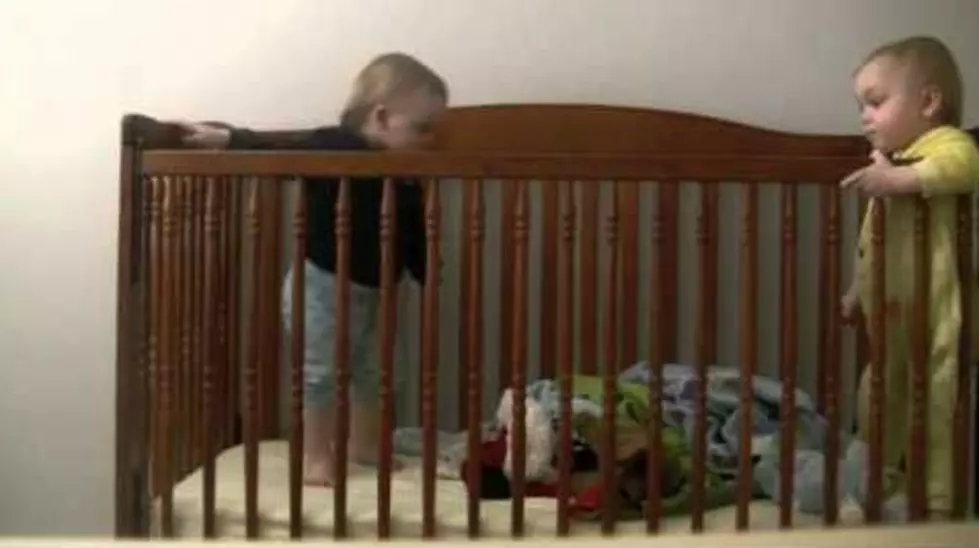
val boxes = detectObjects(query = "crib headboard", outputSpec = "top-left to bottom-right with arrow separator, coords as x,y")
116,104 -> 871,536
434,104 -> 866,156
122,103 -> 867,155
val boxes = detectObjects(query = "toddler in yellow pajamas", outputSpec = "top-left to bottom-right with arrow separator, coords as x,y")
840,35 -> 979,515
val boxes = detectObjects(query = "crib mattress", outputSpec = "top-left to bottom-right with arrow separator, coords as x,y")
155,440 -> 868,539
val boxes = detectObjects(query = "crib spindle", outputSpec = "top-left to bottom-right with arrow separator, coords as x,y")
736,182 -> 758,530
619,182 -> 640,368
659,185 -> 680,362
333,177 -> 351,539
289,179 -> 307,539
192,178 -> 206,469
377,178 -> 397,539
147,176 -> 161,518
556,180 -> 576,537
215,179 -> 230,452
822,184 -> 843,526
778,184 -> 798,529
136,172 -> 153,536
178,177 -> 192,476
510,180 -> 530,538
540,182 -> 559,379
866,199 -> 886,524
264,182 -> 284,439
952,194 -> 973,520
499,183 -> 517,390
159,177 -> 177,537
458,184 -> 472,429
908,197 -> 930,521
646,183 -> 667,534
225,180 -> 242,451
421,179 -> 442,539
579,182 -> 599,374
465,180 -> 485,539
202,178 -> 219,538
690,183 -> 717,533
600,182 -> 621,536
244,180 -> 262,539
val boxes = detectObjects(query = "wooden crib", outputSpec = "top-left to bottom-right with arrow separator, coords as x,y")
113,104 -> 976,540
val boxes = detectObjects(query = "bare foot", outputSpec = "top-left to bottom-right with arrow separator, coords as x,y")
304,457 -> 335,487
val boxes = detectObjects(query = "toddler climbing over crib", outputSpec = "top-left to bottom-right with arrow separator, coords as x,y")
839,35 -> 979,516
179,52 -> 449,486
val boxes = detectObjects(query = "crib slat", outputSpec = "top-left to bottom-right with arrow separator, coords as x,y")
244,179 -> 262,539
778,184 -> 798,529
736,182 -> 758,530
952,194 -> 973,519
225,179 -> 242,451
659,185 -> 679,362
690,184 -> 717,533
619,182 -> 640,367
265,182 -> 284,440
646,183 -> 667,534
136,174 -> 153,536
540,181 -> 559,379
289,179 -> 307,539
377,178 -> 397,539
557,180 -> 576,537
866,199 -> 886,524
510,180 -> 530,538
579,182 -> 599,374
908,197 -> 930,521
333,177 -> 351,539
202,178 -> 219,538
215,179 -> 230,452
147,176 -> 161,516
421,179 -> 442,539
600,183 -> 620,536
178,177 -> 192,476
822,184 -> 842,526
856,195 -> 871,397
160,177 -> 177,537
465,180 -> 485,538
458,182 -> 472,429
193,178 -> 206,470
499,183 -> 516,391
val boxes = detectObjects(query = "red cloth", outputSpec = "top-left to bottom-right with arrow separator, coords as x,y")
568,482 -> 603,514
460,430 -> 559,499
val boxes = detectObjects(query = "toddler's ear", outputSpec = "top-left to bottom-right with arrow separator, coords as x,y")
920,85 -> 943,122
369,104 -> 391,130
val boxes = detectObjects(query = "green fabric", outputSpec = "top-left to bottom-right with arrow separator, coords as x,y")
568,375 -> 736,521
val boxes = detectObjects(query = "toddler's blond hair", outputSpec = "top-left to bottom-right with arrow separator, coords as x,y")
859,35 -> 963,127
340,52 -> 448,129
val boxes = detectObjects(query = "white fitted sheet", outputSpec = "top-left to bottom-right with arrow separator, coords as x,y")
154,440 -> 868,539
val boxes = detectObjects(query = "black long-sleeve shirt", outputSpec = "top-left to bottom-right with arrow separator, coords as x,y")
229,126 -> 427,287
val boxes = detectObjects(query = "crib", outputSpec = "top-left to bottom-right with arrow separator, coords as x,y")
114,104 -> 977,540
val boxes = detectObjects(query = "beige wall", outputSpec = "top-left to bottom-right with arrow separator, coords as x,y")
2,0 -> 978,535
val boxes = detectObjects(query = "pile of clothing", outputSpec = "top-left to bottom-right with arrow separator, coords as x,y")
394,360 -> 893,522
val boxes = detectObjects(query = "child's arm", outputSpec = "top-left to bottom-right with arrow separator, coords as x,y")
841,133 -> 979,197
177,121 -> 319,150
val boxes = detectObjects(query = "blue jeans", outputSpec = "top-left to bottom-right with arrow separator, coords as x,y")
281,260 -> 405,410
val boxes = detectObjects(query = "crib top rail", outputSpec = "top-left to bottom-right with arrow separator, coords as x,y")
123,104 -> 868,184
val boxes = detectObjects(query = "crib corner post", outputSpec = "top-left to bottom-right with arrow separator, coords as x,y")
116,115 -> 150,537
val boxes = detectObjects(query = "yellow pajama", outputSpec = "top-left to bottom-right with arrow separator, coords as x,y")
854,125 -> 979,512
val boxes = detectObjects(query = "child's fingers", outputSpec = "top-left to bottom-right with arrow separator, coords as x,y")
869,149 -> 892,166
840,167 -> 866,189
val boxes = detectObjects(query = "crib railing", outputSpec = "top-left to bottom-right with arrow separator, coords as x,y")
115,118 -> 975,540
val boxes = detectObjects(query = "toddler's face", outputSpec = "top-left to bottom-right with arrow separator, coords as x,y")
371,89 -> 447,151
853,56 -> 931,153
